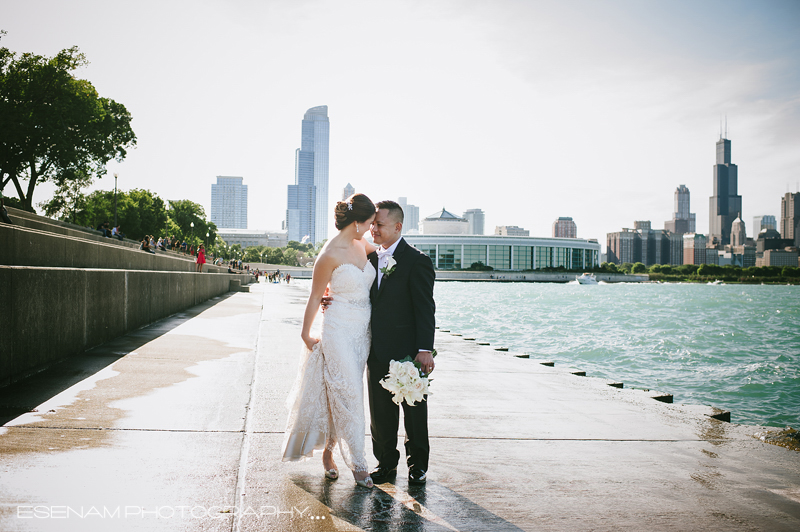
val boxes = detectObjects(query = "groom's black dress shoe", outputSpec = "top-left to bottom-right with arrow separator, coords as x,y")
408,468 -> 427,485
369,466 -> 397,484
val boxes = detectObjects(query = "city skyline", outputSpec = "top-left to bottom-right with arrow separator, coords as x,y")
4,1 -> 799,250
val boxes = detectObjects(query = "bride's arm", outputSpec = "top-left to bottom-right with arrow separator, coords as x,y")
301,252 -> 335,349
359,238 -> 377,255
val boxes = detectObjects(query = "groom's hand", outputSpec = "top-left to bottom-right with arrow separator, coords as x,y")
320,287 -> 332,312
415,351 -> 435,375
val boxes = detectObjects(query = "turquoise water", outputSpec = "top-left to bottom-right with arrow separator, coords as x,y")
293,279 -> 800,428
433,282 -> 800,428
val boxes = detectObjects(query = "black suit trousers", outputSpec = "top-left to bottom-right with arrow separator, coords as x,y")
367,364 -> 429,471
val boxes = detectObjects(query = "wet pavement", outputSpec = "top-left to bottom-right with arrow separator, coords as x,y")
1,282 -> 799,531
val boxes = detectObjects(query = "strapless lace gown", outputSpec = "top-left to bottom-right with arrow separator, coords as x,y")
281,262 -> 375,473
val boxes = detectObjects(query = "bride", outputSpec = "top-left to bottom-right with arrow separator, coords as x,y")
281,193 -> 377,488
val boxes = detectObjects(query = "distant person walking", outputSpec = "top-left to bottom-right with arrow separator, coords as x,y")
196,245 -> 206,272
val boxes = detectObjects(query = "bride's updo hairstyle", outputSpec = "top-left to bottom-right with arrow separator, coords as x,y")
334,193 -> 376,230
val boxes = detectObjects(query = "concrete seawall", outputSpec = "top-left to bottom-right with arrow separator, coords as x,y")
0,266 -> 251,386
1,222 -> 228,274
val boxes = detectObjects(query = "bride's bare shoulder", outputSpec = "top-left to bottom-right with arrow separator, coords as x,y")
314,248 -> 339,271
315,242 -> 347,270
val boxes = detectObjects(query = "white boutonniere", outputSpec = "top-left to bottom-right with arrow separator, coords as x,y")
380,256 -> 397,278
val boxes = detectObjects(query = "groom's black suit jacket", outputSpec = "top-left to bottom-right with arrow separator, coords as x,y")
368,237 -> 436,372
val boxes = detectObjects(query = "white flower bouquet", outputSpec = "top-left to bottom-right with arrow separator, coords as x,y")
379,350 -> 436,406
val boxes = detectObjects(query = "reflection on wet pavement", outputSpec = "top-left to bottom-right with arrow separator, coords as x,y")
288,474 -> 525,532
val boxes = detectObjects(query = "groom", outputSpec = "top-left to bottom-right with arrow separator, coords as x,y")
367,200 -> 436,485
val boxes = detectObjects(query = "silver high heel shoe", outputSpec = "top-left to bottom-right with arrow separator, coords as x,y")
324,468 -> 339,480
355,475 -> 373,488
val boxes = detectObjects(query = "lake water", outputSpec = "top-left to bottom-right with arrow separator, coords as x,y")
292,279 -> 800,428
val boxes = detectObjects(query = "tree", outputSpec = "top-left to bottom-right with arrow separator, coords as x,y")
266,247 -> 285,264
0,40 -> 136,210
675,264 -> 699,275
782,266 -> 800,278
287,241 -> 314,253
631,262 -> 647,274
243,245 -> 268,263
600,261 -> 619,273
40,168 -> 92,222
54,188 -> 167,241
167,199 -> 216,246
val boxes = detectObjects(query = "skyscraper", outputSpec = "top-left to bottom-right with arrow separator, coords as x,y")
753,215 -> 777,233
552,217 -> 577,238
683,233 -> 707,265
397,197 -> 420,234
708,135 -> 742,246
342,183 -> 355,200
210,176 -> 248,229
286,106 -> 329,244
463,209 -> 485,235
664,185 -> 696,235
780,192 -> 800,246
606,229 -> 636,264
731,215 -> 746,247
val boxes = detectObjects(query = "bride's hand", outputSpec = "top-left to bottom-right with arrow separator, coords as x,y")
302,334 -> 320,351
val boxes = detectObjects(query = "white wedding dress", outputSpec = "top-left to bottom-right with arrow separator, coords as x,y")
281,261 -> 375,473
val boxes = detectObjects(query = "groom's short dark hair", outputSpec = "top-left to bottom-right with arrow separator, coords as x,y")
376,200 -> 404,223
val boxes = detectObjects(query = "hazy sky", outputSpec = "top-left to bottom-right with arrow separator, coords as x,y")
4,0 -> 799,248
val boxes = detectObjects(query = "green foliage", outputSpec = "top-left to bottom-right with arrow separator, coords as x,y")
0,40 -> 136,210
39,169 -> 92,222
649,264 -> 673,274
782,266 -> 800,278
600,262 -> 619,273
286,241 -> 315,253
468,261 -> 494,271
242,245 -> 267,263
674,264 -> 699,275
266,247 -> 285,264
64,188 -> 167,241
234,243 -> 323,267
619,262 -> 633,273
166,199 -> 216,246
631,262 -> 647,274
647,263 -> 799,284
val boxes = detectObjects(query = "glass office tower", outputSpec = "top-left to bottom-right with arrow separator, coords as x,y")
708,137 -> 742,246
286,105 -> 329,244
211,176 -> 248,229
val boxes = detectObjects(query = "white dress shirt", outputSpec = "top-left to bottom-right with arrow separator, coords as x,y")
376,238 -> 401,288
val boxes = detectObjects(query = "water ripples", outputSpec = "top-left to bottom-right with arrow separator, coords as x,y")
435,282 -> 800,428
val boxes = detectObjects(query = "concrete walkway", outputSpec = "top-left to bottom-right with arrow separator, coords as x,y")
1,282 -> 798,531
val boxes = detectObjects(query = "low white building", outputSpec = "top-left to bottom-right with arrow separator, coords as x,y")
403,234 -> 600,271
217,229 -> 288,249
495,225 -> 530,237
422,208 -> 469,235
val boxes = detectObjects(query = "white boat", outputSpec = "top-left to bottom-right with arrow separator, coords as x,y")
576,273 -> 598,285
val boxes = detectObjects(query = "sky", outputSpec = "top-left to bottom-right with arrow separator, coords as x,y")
3,0 -> 799,249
